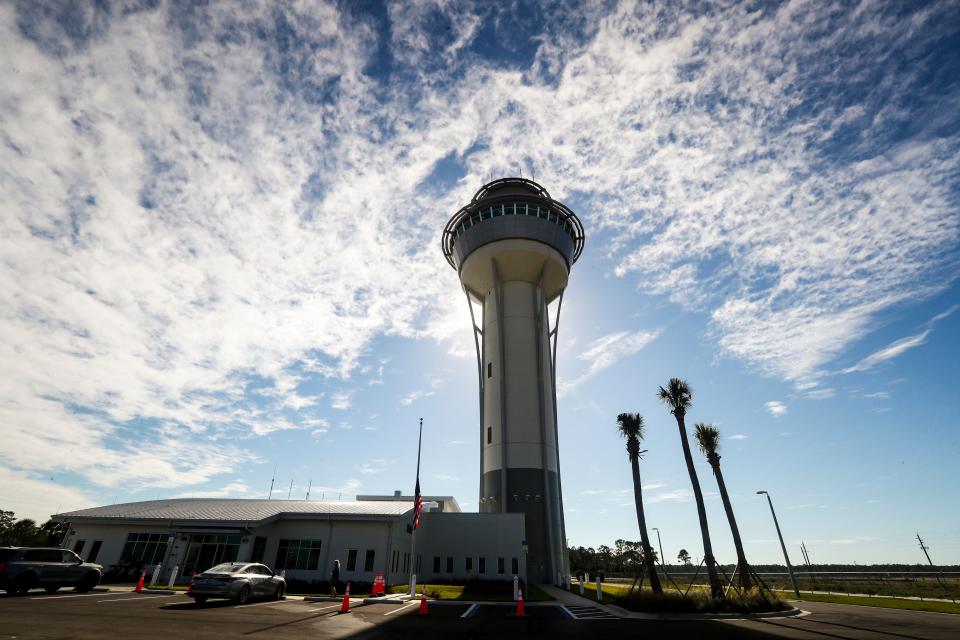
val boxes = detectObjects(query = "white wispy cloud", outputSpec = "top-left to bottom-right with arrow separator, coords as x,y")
558,329 -> 659,395
400,390 -> 436,406
841,331 -> 930,374
765,401 -> 788,417
727,434 -> 749,441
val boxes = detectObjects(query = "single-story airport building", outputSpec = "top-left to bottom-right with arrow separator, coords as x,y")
54,492 -> 531,586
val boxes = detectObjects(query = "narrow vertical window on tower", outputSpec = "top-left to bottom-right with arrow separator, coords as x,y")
487,426 -> 492,444
487,362 -> 492,378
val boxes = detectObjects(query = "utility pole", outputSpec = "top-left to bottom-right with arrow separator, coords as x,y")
917,533 -> 952,599
305,479 -> 312,500
757,490 -> 800,599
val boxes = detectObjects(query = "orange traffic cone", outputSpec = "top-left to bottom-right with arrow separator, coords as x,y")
515,588 -> 525,618
339,581 -> 351,613
418,590 -> 428,616
186,572 -> 197,596
134,568 -> 145,593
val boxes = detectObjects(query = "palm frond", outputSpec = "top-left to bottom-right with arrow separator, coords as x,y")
657,377 -> 693,410
616,412 -> 645,441
693,422 -> 720,456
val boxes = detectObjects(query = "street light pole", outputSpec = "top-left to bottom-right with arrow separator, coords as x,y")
652,527 -> 665,565
757,490 -> 800,599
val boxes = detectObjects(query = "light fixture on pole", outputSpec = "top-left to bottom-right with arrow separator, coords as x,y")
651,527 -> 665,565
757,490 -> 800,599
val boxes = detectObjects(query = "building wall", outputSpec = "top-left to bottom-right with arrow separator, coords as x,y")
415,512 -> 526,583
62,511 -> 524,587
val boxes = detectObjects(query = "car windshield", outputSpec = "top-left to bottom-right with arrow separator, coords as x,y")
204,563 -> 245,574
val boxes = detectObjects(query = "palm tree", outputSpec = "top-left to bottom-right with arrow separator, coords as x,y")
616,412 -> 663,594
694,423 -> 753,590
657,378 -> 722,598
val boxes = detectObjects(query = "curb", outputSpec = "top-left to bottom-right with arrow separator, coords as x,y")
605,604 -> 807,620
138,589 -> 178,595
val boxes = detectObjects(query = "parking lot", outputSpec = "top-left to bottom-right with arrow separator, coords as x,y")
3,588 -> 960,639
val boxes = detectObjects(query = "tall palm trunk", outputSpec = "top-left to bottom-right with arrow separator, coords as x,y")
630,451 -> 663,594
709,455 -> 753,590
674,411 -> 722,598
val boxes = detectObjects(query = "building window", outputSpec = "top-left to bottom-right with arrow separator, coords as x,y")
498,558 -> 505,575
404,553 -> 409,573
487,362 -> 492,378
487,426 -> 492,444
347,549 -> 358,571
73,540 -> 86,555
364,550 -> 376,572
446,557 -> 454,573
121,533 -> 169,566
479,557 -> 486,574
181,534 -> 239,576
465,557 -> 473,572
250,537 -> 267,563
433,556 -> 441,573
88,541 -> 103,563
275,539 -> 322,571
512,558 -> 519,574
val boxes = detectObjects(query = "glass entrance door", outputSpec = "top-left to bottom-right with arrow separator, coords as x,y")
180,534 -> 241,575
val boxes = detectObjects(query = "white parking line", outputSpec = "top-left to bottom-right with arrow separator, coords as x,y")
96,594 -> 179,602
461,603 -> 479,618
383,602 -> 418,616
307,604 -> 341,613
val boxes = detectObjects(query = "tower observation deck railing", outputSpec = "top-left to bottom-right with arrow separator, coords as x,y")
441,178 -> 585,270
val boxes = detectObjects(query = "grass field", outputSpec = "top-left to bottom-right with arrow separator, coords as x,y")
669,575 -> 960,600
794,593 -> 960,615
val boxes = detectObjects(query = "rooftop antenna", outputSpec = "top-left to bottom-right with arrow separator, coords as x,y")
305,479 -> 312,500
287,479 -> 293,500
267,463 -> 277,500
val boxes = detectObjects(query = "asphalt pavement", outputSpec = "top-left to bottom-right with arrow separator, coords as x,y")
1,589 -> 958,639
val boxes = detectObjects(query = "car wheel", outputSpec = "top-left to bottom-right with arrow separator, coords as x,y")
193,595 -> 208,605
75,573 -> 100,593
14,574 -> 37,596
274,584 -> 285,600
236,586 -> 251,605
44,585 -> 61,594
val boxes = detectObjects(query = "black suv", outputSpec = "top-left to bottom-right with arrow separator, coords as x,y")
0,547 -> 102,595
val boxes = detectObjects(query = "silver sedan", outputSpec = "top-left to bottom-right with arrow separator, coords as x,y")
189,562 -> 286,605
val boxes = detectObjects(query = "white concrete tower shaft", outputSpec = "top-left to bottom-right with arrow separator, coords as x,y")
442,178 -> 584,585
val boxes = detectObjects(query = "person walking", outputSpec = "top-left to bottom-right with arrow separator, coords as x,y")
330,559 -> 341,597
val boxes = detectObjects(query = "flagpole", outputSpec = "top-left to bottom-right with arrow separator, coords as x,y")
408,417 -> 423,596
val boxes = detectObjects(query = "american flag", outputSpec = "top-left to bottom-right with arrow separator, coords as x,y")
413,477 -> 423,529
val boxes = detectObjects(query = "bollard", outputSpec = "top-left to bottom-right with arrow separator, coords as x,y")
513,575 -> 519,601
579,577 -> 584,596
167,565 -> 179,589
409,573 -> 417,597
150,564 -> 161,586
596,576 -> 602,602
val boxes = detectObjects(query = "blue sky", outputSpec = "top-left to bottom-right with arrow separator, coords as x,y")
1,0 -> 958,565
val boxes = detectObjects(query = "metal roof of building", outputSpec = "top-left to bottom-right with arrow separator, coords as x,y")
56,499 -> 412,524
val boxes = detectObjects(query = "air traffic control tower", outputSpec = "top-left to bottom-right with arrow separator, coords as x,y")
442,178 -> 584,584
